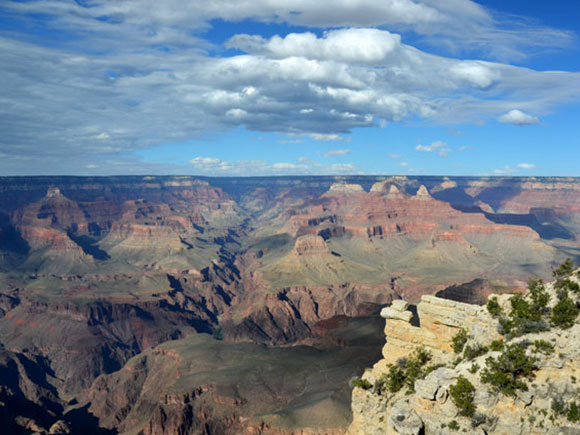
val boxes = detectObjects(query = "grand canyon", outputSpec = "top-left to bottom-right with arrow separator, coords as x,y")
4,0 -> 580,432
0,175 -> 579,433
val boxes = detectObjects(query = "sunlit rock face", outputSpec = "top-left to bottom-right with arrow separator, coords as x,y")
349,270 -> 580,435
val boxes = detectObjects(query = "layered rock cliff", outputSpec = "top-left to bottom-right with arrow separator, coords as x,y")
349,266 -> 580,434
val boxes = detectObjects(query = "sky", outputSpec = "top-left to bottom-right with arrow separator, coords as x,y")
0,0 -> 579,177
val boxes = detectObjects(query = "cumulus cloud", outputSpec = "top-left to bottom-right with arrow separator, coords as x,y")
498,109 -> 540,125
189,157 -> 235,171
0,0 -> 579,174
226,28 -> 401,64
517,163 -> 535,169
450,62 -> 501,89
416,141 -> 447,152
388,153 -> 402,158
324,149 -> 352,157
415,141 -> 451,157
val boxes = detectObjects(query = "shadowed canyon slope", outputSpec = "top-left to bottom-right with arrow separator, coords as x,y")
0,175 -> 579,433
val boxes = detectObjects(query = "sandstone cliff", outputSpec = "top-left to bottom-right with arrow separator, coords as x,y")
349,266 -> 580,434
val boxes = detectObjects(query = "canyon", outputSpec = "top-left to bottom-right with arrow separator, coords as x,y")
0,175 -> 578,433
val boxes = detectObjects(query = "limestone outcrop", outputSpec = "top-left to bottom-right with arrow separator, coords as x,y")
328,183 -> 365,193
293,234 -> 331,257
349,268 -> 580,434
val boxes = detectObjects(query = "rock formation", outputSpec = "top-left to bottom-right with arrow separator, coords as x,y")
349,268 -> 580,434
293,235 -> 331,256
328,183 -> 365,193
413,185 -> 432,200
0,175 -> 578,433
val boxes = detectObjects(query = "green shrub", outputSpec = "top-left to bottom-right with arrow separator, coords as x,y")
468,362 -> 480,374
528,277 -> 550,315
507,293 -> 549,337
377,346 -> 432,394
449,376 -> 476,417
532,339 -> 554,355
452,356 -> 464,367
378,364 -> 406,394
487,296 -> 502,318
411,345 -> 431,365
553,259 -> 575,283
463,343 -> 488,360
497,315 -> 512,335
490,339 -> 504,351
452,328 -> 469,354
422,363 -> 446,377
567,280 -> 580,293
552,397 -> 568,416
448,420 -> 460,431
480,343 -> 537,396
471,412 -> 487,428
351,377 -> 372,390
551,294 -> 579,329
568,401 -> 580,422
395,356 -> 408,369
405,346 -> 431,391
557,278 -> 580,294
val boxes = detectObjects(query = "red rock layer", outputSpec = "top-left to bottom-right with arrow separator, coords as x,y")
285,184 -> 539,242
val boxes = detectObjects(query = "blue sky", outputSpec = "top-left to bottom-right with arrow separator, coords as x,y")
1,0 -> 579,176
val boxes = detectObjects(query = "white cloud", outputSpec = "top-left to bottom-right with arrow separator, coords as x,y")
493,165 -> 514,175
0,0 -> 579,174
226,28 -> 401,64
416,141 -> 447,152
399,161 -> 409,167
438,148 -> 452,157
186,156 -> 357,175
517,163 -> 535,169
450,62 -> 501,89
189,157 -> 222,165
458,145 -> 472,150
498,109 -> 540,126
271,162 -> 307,170
447,128 -> 463,136
308,133 -> 352,142
5,0 -> 570,60
388,153 -> 402,158
324,149 -> 352,157
189,157 -> 235,171
277,139 -> 304,144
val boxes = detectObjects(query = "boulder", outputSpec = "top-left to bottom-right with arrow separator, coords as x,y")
389,400 -> 424,435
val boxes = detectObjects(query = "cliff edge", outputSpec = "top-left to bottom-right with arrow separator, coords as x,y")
349,261 -> 580,434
